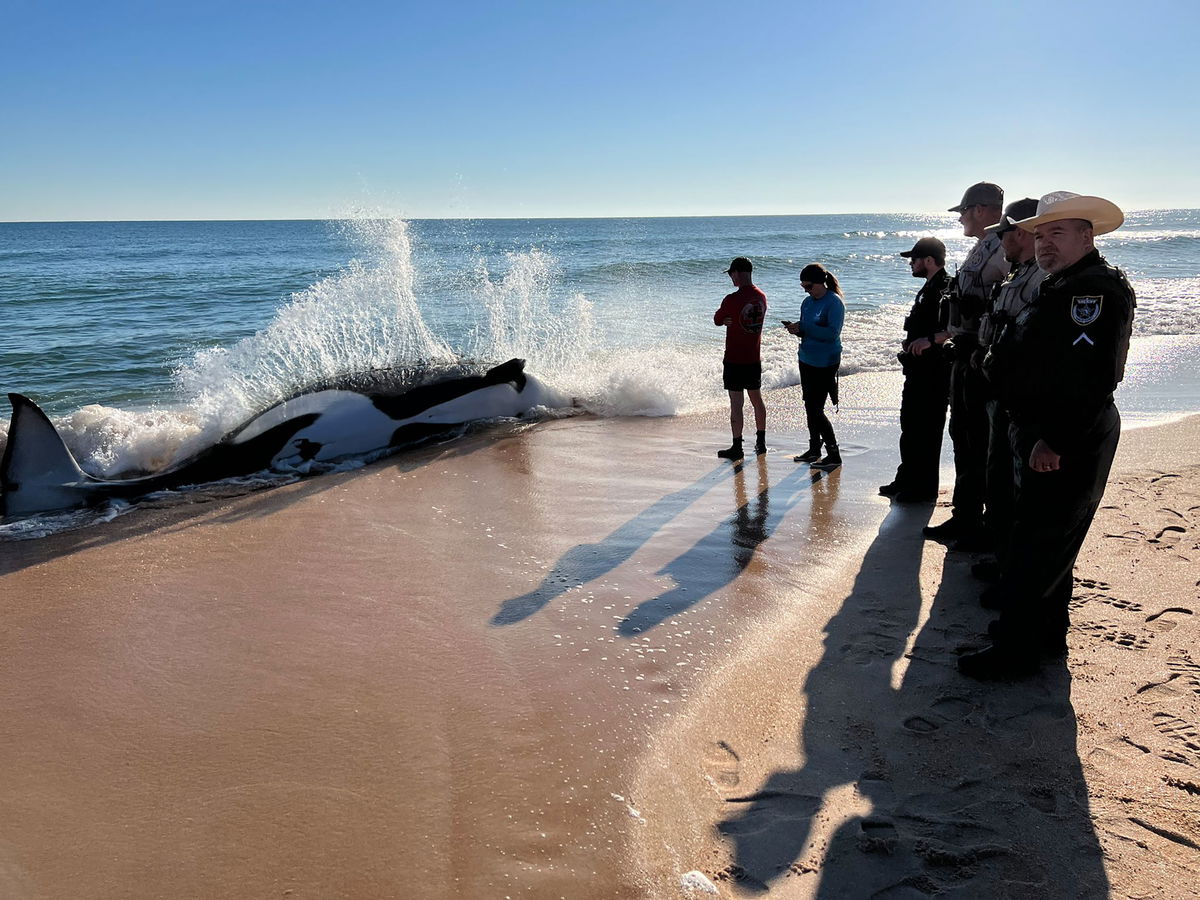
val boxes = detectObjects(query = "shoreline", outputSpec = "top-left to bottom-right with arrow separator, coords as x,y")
630,410 -> 1200,898
0,372 -> 1197,897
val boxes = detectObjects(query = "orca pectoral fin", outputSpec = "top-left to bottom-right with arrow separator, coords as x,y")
484,358 -> 527,392
2,393 -> 98,516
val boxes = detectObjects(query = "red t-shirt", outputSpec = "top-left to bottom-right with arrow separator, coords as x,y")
714,284 -> 767,364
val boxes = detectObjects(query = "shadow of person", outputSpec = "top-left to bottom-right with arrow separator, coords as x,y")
617,459 -> 830,638
490,463 -> 740,626
715,504 -> 1110,896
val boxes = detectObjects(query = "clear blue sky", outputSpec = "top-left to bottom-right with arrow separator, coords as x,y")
4,0 -> 1198,221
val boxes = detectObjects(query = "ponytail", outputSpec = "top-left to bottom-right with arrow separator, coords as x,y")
800,263 -> 842,297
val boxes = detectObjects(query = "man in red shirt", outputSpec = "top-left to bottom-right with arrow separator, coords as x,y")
713,257 -> 768,460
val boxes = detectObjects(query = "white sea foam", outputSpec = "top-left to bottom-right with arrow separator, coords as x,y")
3,211 -> 1196,525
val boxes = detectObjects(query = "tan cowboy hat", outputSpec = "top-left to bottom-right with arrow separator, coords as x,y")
1014,191 -> 1124,235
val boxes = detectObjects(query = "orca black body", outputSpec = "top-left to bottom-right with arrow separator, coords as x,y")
2,358 -> 561,518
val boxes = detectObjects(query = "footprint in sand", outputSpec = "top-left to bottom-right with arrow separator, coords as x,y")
1070,592 -> 1144,613
718,790 -> 822,836
1145,608 -> 1195,634
1076,620 -> 1152,650
1071,577 -> 1145,612
902,696 -> 973,734
1152,712 -> 1200,760
857,818 -> 900,854
703,741 -> 741,788
1134,676 -> 1190,702
1027,786 -> 1059,813
1149,525 -> 1188,546
1167,652 -> 1200,694
1163,776 -> 1200,797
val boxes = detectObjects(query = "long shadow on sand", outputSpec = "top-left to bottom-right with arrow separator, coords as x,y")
716,504 -> 1109,896
491,461 -> 744,626
617,459 -> 830,637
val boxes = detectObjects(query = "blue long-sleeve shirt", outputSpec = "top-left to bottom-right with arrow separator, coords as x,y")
796,292 -> 845,367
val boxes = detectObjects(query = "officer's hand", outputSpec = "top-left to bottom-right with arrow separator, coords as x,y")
908,337 -> 932,357
1029,440 -> 1061,473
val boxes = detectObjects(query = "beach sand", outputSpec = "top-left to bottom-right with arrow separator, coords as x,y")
1,368 -> 1198,898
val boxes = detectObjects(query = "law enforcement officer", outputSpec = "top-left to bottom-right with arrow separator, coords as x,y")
922,183 -> 1009,551
879,237 -> 950,502
975,197 -> 1042,578
959,191 -> 1135,680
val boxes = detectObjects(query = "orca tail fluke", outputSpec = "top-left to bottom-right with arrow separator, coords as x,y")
485,358 -> 527,392
2,393 -> 98,517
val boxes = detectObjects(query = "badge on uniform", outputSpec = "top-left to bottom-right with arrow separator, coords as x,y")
1071,296 -> 1102,325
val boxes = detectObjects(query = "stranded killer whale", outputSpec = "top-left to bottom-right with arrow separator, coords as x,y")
1,358 -> 560,518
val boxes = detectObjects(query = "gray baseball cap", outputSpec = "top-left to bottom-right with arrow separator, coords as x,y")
949,182 -> 1004,213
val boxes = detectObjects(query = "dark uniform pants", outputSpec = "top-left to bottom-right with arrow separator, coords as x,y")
985,397 -> 1015,558
948,356 -> 990,526
895,361 -> 950,494
994,403 -> 1121,658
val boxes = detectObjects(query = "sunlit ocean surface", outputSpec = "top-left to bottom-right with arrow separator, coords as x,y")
2,210 -> 1198,480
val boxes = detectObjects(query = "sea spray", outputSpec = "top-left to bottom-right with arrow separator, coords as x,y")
465,248 -> 597,386
173,217 -> 455,448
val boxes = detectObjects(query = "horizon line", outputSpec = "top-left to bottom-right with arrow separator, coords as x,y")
2,207 -> 1195,226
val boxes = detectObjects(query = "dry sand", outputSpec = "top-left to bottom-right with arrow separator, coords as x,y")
0,375 -> 1197,898
631,410 -> 1200,899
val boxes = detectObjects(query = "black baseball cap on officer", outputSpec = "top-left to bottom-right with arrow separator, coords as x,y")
948,182 -> 1004,212
899,237 -> 946,264
725,256 -> 753,274
985,197 -> 1039,237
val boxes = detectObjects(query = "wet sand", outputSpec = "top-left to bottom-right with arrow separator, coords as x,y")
2,366 -> 1198,898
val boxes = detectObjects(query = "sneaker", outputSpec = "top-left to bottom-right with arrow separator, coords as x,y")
958,644 -> 1040,680
878,482 -> 903,496
793,446 -> 821,463
717,442 -> 744,460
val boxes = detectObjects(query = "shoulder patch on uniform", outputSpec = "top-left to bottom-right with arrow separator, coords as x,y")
1071,296 -> 1102,326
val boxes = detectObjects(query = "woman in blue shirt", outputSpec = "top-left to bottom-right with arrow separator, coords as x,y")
784,263 -> 846,467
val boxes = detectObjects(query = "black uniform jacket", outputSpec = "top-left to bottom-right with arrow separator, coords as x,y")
994,249 -> 1135,461
901,268 -> 950,364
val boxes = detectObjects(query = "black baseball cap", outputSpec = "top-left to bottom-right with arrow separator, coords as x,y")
949,182 -> 1004,213
899,237 -> 946,263
725,257 -> 753,274
985,197 -> 1040,236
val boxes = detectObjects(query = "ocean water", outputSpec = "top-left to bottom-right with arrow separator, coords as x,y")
2,211 -> 1198,500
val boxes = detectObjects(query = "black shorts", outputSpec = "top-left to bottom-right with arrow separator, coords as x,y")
723,362 -> 762,392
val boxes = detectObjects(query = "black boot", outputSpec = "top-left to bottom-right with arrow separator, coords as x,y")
814,444 -> 841,469
717,438 -> 744,460
793,442 -> 821,463
754,430 -> 767,455
958,642 -> 1040,680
